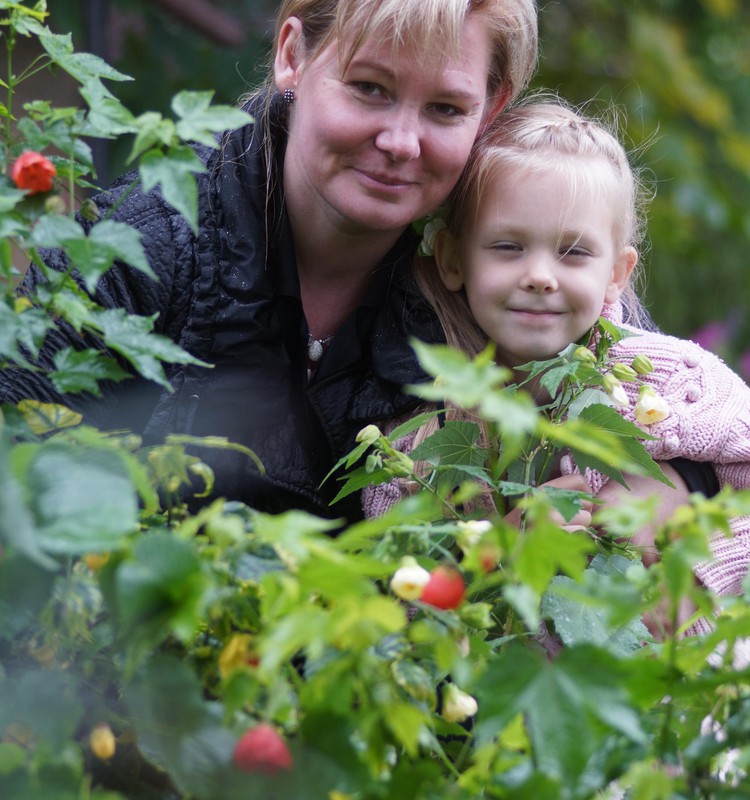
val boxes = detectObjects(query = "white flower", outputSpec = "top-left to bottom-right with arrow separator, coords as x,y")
441,684 -> 478,723
603,373 -> 630,409
634,385 -> 670,425
390,557 -> 431,601
419,217 -> 447,257
456,519 -> 493,551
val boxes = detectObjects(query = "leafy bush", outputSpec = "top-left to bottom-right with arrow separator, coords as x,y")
1,5 -> 750,799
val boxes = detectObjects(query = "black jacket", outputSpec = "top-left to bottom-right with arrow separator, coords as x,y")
1,97 -> 443,520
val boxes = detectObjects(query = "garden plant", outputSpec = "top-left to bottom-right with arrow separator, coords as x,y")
1,3 -> 750,799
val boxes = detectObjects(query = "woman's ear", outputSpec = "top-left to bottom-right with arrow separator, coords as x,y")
274,17 -> 305,94
605,246 -> 637,304
434,229 -> 464,292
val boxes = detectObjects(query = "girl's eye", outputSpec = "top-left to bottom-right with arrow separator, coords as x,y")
491,241 -> 521,252
561,246 -> 591,259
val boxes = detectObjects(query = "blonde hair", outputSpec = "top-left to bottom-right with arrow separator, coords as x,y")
417,97 -> 653,357
241,0 -> 537,159
269,0 -> 537,104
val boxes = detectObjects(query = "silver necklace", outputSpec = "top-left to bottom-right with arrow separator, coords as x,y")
307,333 -> 334,363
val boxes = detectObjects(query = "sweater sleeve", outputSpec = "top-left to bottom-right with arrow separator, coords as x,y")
562,327 -> 750,601
361,428 -> 419,518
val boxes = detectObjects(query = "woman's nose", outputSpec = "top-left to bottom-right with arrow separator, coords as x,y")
374,109 -> 421,162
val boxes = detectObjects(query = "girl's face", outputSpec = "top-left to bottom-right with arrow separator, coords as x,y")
437,160 -> 636,369
276,15 -> 492,240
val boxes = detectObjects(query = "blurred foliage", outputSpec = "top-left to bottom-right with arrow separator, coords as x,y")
533,0 -> 750,375
56,1 -> 750,369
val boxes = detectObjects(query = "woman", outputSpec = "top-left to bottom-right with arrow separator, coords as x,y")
0,0 -> 538,519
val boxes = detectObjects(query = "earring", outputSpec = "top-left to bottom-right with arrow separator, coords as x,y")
283,88 -> 295,104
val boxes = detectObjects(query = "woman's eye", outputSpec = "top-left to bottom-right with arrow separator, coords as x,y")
352,81 -> 385,98
428,102 -> 463,118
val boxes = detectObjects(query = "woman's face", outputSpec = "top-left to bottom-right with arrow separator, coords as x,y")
279,15 -> 492,240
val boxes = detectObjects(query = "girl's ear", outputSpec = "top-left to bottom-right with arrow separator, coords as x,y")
274,17 -> 305,93
605,246 -> 637,304
434,229 -> 464,292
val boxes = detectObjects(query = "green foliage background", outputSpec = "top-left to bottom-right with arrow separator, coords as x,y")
54,1 -> 750,365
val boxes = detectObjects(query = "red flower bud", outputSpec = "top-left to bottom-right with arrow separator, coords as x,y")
11,151 -> 56,194
232,723 -> 292,775
420,566 -> 466,610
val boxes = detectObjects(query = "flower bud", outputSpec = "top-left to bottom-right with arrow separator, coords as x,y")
441,684 -> 478,723
631,354 -> 654,376
232,723 -> 293,775
388,450 -> 415,478
79,198 -> 101,222
420,566 -> 466,610
634,385 -> 670,425
602,373 -> 630,409
356,424 -> 382,445
419,217 -> 447,257
44,194 -> 66,215
90,723 -> 116,761
572,346 -> 596,364
611,362 -> 638,382
390,557 -> 431,601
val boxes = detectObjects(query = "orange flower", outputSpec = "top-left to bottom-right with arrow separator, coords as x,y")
11,150 -> 56,194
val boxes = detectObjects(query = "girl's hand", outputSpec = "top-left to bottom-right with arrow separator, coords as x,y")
504,473 -> 594,533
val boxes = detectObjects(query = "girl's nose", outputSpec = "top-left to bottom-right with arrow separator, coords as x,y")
522,256 -> 559,293
374,109 -> 421,162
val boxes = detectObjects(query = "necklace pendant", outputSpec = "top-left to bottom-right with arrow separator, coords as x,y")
308,338 -> 325,362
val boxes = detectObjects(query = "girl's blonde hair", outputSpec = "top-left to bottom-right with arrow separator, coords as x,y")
417,97 -> 653,357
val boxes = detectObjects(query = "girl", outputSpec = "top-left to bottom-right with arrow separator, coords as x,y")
364,99 -> 750,626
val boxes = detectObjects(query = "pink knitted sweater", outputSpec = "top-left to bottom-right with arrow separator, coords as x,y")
362,305 -> 750,616
567,307 -> 750,613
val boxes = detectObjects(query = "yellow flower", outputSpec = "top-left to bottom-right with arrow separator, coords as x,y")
90,723 -> 116,760
634,385 -> 670,425
218,633 -> 257,678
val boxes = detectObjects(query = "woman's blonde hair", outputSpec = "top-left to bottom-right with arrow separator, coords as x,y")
417,96 -> 653,358
242,0 -> 537,152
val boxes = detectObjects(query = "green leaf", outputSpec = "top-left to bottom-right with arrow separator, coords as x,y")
515,520 -> 594,593
139,145 -> 205,234
128,111 -> 177,162
26,442 -> 139,554
576,404 -> 673,488
40,32 -> 133,83
115,532 -> 209,643
0,301 -> 52,363
476,645 -> 646,788
172,90 -> 253,148
408,339 -> 511,409
51,347 -> 130,395
96,308 -> 207,389
410,419 -> 488,492
542,574 -> 651,655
